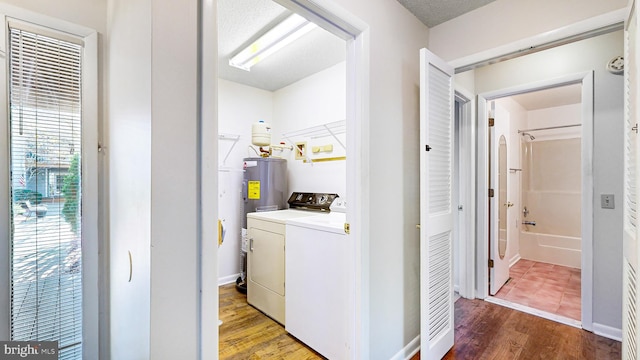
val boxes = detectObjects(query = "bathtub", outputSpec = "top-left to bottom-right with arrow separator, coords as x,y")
519,230 -> 581,269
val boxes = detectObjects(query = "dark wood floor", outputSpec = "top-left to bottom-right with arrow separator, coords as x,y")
219,283 -> 621,359
414,298 -> 621,360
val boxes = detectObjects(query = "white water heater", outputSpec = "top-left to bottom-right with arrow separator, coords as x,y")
252,120 -> 271,146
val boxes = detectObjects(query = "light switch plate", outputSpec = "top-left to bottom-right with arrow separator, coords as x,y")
601,194 -> 615,209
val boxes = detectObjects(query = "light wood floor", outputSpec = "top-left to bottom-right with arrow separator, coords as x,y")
219,283 -> 621,359
219,283 -> 324,359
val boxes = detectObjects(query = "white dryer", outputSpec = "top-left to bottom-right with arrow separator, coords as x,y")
246,192 -> 338,325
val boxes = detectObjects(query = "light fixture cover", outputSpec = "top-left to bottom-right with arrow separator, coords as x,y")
229,14 -> 317,71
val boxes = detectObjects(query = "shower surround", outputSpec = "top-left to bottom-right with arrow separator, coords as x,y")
520,137 -> 582,269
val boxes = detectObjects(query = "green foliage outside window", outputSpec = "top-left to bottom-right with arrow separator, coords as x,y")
62,154 -> 80,233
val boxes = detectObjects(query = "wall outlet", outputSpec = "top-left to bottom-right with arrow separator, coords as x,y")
601,194 -> 615,209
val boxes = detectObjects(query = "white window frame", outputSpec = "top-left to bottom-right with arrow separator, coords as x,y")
0,5 -> 99,358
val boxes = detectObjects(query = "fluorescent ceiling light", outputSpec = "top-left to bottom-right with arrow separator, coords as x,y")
229,14 -> 317,71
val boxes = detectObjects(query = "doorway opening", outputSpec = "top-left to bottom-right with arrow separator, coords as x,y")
212,0 -> 368,358
475,70 -> 596,329
485,84 -> 584,327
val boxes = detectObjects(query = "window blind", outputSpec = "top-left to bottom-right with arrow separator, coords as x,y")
9,24 -> 83,360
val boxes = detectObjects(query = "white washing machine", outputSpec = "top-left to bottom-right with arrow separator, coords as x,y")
246,192 -> 338,325
285,199 -> 349,360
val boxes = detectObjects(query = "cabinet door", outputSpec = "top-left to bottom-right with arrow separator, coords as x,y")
285,225 -> 348,360
249,227 -> 285,296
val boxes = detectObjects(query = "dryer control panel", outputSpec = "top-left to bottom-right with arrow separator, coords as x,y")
287,192 -> 338,212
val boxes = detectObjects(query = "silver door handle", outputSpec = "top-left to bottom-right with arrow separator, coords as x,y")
250,238 -> 254,252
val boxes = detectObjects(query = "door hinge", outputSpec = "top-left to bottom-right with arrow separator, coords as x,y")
633,123 -> 638,134
425,145 -> 432,152
488,259 -> 494,268
489,118 -> 495,127
488,188 -> 494,198
344,223 -> 351,234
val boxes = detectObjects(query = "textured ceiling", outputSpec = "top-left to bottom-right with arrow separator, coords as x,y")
396,0 -> 497,27
218,0 -> 346,92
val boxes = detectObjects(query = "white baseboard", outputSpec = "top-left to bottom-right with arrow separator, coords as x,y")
218,273 -> 240,286
593,322 -> 622,342
509,254 -> 522,268
390,335 -> 420,360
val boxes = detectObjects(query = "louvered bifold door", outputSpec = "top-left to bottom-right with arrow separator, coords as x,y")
8,23 -> 83,359
419,48 -> 455,359
624,2 -> 640,359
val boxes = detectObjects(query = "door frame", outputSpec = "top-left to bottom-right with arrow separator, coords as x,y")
454,88 -> 476,299
202,1 -> 370,358
450,9 -> 625,334
476,72 -> 595,329
0,5 -> 100,357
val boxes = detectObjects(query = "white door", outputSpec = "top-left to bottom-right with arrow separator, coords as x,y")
419,48 -> 455,359
623,1 -> 640,358
489,104 -> 510,295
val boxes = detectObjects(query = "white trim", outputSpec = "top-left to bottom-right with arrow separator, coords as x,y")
450,9 -> 627,71
454,87 -> 476,300
0,7 -> 100,357
593,322 -> 623,342
476,96 -> 489,299
200,0 -> 218,357
485,297 -> 582,329
476,72 -> 594,331
389,335 -> 420,360
0,13 -> 8,343
580,72 -> 595,332
81,30 -> 100,360
218,274 -> 240,287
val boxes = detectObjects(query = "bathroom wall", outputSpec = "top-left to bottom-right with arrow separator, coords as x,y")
519,103 -> 582,268
522,136 -> 581,236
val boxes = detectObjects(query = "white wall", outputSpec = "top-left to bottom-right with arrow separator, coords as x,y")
218,79 -> 273,284
273,62 -> 347,198
472,30 -> 625,331
107,0 -> 151,358
321,1 -> 429,358
149,0 -> 201,357
108,0 -> 204,358
428,0 -> 627,62
0,0 -> 106,34
527,104 -> 582,140
216,61 -> 346,285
